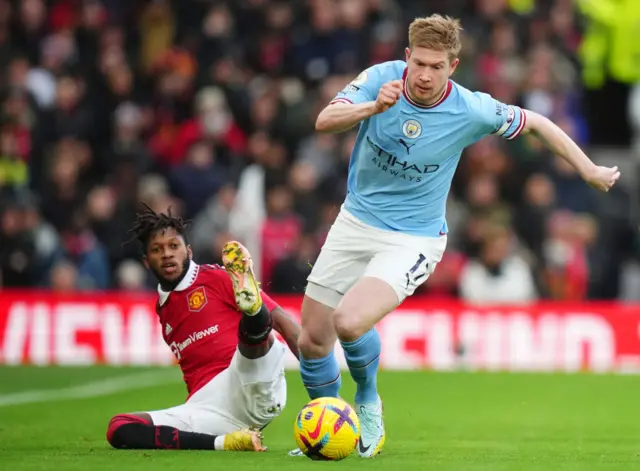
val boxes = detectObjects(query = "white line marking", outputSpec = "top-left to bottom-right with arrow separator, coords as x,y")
0,370 -> 179,407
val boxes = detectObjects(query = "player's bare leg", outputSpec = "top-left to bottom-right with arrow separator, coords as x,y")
222,241 -> 274,359
299,296 -> 338,359
106,412 -> 265,451
334,276 -> 398,341
332,276 -> 398,458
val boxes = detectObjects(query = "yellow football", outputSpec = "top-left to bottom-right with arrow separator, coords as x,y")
293,396 -> 360,460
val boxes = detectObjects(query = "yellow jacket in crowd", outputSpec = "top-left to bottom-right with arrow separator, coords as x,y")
578,0 -> 640,87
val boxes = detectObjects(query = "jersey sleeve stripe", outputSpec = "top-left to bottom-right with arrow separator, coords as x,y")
505,108 -> 526,140
491,106 -> 515,137
330,98 -> 353,105
492,115 -> 512,136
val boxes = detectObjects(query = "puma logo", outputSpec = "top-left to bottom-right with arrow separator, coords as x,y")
398,138 -> 415,154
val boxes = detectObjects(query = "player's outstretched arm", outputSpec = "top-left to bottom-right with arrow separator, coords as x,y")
315,102 -> 379,133
270,306 -> 301,360
315,80 -> 403,133
522,110 -> 620,192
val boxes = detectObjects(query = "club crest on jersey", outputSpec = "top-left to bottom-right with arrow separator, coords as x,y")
402,119 -> 422,139
187,287 -> 207,312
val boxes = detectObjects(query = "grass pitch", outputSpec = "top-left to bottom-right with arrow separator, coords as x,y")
0,367 -> 638,470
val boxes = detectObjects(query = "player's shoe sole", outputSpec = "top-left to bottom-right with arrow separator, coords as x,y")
222,241 -> 263,315
356,399 -> 385,458
223,428 -> 266,452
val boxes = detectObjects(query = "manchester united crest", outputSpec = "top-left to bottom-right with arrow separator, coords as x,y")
187,286 -> 207,312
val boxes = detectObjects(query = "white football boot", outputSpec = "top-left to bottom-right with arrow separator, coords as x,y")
355,397 -> 385,457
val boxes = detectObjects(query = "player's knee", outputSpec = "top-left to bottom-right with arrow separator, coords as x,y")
298,330 -> 333,359
333,309 -> 367,342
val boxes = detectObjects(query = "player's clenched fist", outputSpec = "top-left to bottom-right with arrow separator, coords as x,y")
375,80 -> 403,113
584,165 -> 621,192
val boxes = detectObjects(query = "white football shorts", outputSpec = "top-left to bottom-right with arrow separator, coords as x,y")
147,340 -> 287,435
306,208 -> 447,308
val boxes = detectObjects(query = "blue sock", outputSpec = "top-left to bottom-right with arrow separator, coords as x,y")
299,350 -> 342,400
341,329 -> 381,405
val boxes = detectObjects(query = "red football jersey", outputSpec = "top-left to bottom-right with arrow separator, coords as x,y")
156,262 -> 278,398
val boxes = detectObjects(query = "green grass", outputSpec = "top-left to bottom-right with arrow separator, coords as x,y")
0,367 -> 639,470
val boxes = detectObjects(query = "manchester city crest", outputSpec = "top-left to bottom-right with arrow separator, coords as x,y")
402,119 -> 422,139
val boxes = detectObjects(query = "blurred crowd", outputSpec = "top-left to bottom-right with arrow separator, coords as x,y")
0,0 -> 638,303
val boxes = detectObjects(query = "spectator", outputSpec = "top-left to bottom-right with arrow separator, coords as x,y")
289,161 -> 322,230
101,101 -> 153,176
40,140 -> 86,231
515,173 -> 557,258
169,140 -> 226,218
191,183 -> 237,263
86,183 -> 136,272
49,259 -> 79,292
459,226 -> 538,304
296,133 -> 338,191
115,259 -> 150,291
37,73 -> 94,146
260,185 -> 301,287
167,86 -> 246,168
0,128 -> 27,190
270,233 -> 319,293
13,0 -> 47,64
0,202 -> 37,287
542,211 -> 596,300
1,87 -> 34,162
20,192 -> 61,284
51,209 -> 110,291
228,131 -> 287,278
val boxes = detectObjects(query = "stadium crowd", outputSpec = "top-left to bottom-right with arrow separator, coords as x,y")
0,0 -> 637,302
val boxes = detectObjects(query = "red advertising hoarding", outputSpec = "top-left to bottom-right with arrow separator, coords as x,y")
1,291 -> 639,372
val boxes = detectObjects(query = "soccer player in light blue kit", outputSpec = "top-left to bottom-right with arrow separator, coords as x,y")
293,14 -> 620,458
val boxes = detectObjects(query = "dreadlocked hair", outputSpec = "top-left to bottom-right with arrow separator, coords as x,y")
126,202 -> 191,250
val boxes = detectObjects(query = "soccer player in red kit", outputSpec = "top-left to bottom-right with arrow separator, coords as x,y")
106,205 -> 301,452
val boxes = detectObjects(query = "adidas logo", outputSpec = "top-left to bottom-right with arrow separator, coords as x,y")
165,323 -> 172,336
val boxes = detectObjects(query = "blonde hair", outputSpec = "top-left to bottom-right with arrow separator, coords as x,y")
408,14 -> 463,60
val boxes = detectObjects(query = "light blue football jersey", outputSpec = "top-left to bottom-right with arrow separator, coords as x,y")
330,60 -> 527,237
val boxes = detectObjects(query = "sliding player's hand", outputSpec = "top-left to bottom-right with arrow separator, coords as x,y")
375,80 -> 403,113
